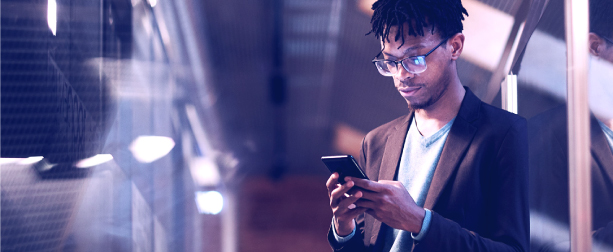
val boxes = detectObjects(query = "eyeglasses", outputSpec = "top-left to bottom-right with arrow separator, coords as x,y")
595,32 -> 613,45
372,39 -> 447,77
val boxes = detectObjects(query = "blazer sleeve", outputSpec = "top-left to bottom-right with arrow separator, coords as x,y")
413,118 -> 530,252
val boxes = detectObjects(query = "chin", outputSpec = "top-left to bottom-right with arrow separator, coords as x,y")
406,98 -> 434,110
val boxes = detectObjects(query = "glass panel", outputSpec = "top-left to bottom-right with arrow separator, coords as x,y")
1,0 -> 224,251
519,0 -> 572,250
586,0 -> 613,250
519,0 -> 613,251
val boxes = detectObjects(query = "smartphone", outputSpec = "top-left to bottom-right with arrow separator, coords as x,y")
321,155 -> 369,184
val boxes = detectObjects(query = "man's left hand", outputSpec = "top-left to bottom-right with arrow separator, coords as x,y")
351,178 -> 425,233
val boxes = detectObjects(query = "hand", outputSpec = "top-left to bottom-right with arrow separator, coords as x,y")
351,178 -> 425,233
326,173 -> 368,236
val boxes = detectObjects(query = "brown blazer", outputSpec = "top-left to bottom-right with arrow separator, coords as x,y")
328,88 -> 530,252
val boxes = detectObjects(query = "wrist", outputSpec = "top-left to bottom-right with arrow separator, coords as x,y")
409,208 -> 426,233
334,218 -> 355,237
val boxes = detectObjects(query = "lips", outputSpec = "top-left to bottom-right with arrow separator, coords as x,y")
398,86 -> 421,96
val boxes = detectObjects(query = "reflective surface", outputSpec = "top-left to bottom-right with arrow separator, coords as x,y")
521,0 -> 613,251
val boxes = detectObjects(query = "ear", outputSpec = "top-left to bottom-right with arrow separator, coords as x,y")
448,33 -> 465,60
589,32 -> 602,56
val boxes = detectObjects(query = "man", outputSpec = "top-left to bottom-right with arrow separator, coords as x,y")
325,0 -> 529,251
529,0 -> 613,250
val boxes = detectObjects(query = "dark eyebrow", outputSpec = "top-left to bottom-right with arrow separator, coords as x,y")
381,45 -> 426,58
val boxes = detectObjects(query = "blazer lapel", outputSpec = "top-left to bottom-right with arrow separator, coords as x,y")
368,112 -> 412,247
379,113 -> 413,181
590,116 -> 613,186
424,89 -> 480,210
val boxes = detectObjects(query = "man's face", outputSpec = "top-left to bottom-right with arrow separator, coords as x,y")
380,26 -> 454,110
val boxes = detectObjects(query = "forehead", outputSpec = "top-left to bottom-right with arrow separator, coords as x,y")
380,25 -> 441,54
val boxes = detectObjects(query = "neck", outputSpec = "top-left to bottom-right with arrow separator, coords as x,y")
413,79 -> 465,136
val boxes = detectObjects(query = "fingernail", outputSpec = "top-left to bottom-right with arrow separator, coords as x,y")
347,181 -> 354,187
348,204 -> 356,209
356,191 -> 362,198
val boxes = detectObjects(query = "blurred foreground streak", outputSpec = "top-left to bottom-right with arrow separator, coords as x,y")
1,0 -> 229,251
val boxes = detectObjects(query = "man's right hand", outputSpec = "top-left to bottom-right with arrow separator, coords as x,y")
326,172 -> 367,236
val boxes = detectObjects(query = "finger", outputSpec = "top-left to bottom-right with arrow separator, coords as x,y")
335,207 -> 368,224
355,189 -> 379,201
337,190 -> 363,210
345,207 -> 368,218
351,178 -> 384,192
334,199 -> 362,224
354,198 -> 377,209
345,186 -> 361,196
326,173 -> 340,194
330,180 -> 355,206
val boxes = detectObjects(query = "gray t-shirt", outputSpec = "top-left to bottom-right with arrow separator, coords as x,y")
384,116 -> 455,252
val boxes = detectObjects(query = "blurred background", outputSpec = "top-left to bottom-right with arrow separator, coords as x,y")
1,0 -> 611,251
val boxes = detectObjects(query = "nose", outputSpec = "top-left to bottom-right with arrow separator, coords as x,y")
394,64 -> 415,82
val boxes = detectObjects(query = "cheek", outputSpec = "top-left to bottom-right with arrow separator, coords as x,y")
392,77 -> 403,87
604,50 -> 613,63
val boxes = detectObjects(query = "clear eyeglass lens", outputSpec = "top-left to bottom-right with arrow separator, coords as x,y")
402,57 -> 427,73
375,61 -> 395,76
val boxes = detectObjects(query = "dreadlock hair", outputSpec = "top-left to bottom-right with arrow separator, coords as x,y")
368,0 -> 468,49
590,0 -> 613,46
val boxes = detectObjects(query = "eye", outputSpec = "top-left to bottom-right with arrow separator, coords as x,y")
406,57 -> 425,66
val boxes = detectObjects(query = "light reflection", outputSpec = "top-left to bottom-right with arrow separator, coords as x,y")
47,0 -> 57,36
20,156 -> 44,165
148,0 -> 157,8
129,136 -> 175,163
195,191 -> 224,215
0,158 -> 25,165
75,154 -> 114,168
190,157 -> 221,187
530,212 -> 613,252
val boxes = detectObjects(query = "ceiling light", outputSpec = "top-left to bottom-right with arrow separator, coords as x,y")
20,156 -> 44,165
129,136 -> 175,163
195,191 -> 223,215
47,0 -> 57,36
75,154 -> 114,168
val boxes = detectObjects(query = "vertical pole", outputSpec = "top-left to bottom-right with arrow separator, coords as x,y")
501,74 -> 518,114
316,0 -> 343,127
222,191 -> 237,252
564,0 -> 592,251
270,0 -> 287,179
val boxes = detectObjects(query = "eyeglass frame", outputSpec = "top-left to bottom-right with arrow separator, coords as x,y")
371,38 -> 448,76
601,35 -> 613,45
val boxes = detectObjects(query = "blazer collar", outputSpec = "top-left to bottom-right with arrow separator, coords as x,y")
378,113 -> 413,182
423,88 -> 480,209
